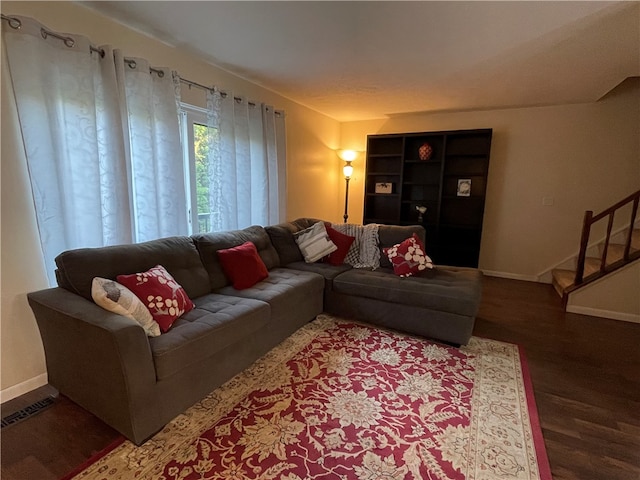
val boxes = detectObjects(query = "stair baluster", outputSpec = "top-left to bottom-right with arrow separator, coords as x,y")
552,189 -> 640,307
623,196 -> 639,260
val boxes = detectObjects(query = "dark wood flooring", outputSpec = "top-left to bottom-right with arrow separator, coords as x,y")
2,277 -> 639,480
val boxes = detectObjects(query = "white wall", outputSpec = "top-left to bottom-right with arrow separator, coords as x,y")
341,79 -> 640,279
341,79 -> 640,319
0,49 -> 51,401
0,1 -> 342,401
568,262 -> 640,322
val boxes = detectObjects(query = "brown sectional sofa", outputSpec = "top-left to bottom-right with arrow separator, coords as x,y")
27,218 -> 482,445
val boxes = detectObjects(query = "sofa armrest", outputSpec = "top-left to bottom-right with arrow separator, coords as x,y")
28,287 -> 157,440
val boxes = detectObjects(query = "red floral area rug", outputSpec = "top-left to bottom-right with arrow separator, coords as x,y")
68,314 -> 551,480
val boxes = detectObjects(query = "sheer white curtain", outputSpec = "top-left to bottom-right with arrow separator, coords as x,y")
116,53 -> 188,242
206,90 -> 286,232
3,16 -> 187,284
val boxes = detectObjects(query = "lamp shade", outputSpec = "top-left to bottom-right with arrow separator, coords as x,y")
339,149 -> 358,162
343,163 -> 354,179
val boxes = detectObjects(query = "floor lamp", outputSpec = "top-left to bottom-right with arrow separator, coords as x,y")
339,150 -> 357,223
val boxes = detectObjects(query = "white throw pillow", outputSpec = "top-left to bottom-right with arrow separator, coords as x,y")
294,222 -> 338,263
91,277 -> 161,337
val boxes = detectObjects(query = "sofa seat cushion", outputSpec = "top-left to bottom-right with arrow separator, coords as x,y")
286,261 -> 352,278
149,294 -> 269,381
332,266 -> 482,317
285,261 -> 352,291
215,268 -> 324,317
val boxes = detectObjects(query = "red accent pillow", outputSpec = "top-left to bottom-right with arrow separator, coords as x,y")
117,265 -> 194,333
217,241 -> 269,290
383,233 -> 434,277
324,225 -> 356,266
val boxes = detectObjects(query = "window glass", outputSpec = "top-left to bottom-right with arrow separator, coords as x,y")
181,104 -> 216,234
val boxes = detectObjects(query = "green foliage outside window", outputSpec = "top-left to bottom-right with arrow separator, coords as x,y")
193,123 -> 216,233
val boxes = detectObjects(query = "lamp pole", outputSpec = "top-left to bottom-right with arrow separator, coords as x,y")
339,150 -> 356,224
343,176 -> 350,223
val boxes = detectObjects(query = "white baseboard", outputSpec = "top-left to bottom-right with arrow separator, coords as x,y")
566,305 -> 640,323
481,270 -> 541,282
0,373 -> 48,404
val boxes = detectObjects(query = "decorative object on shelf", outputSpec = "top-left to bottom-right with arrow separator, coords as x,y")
418,142 -> 433,161
338,149 -> 358,223
375,182 -> 393,194
415,205 -> 427,223
457,178 -> 471,197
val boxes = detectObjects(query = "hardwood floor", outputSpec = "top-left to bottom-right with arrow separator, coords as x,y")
474,277 -> 640,480
2,276 -> 639,480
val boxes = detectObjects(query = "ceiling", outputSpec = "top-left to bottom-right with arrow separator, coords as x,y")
83,1 -> 640,122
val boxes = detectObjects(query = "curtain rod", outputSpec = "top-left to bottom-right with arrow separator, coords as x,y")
180,77 -> 214,93
2,14 -> 105,57
2,13 -> 282,115
3,13 -> 247,104
123,58 -> 165,78
179,78 -> 257,108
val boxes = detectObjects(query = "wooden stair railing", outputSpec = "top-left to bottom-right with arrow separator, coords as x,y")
552,189 -> 640,305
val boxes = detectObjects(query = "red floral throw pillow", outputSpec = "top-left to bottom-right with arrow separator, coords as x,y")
217,241 -> 269,290
324,224 -> 356,266
117,265 -> 194,333
383,233 -> 434,277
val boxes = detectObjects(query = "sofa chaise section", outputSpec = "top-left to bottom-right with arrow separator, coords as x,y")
267,219 -> 483,346
325,266 -> 482,346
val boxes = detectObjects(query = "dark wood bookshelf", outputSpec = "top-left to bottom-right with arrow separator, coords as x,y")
363,129 -> 492,267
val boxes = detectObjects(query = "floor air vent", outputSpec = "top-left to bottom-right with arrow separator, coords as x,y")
1,396 -> 55,428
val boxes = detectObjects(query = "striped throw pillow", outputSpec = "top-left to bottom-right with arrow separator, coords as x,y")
294,222 -> 338,263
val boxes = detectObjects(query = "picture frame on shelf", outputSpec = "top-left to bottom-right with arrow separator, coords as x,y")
457,179 -> 471,197
375,182 -> 393,194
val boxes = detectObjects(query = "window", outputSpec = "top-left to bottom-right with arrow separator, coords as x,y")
181,97 -> 286,233
181,104 -> 216,234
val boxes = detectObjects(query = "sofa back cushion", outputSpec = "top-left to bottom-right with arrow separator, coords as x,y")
378,225 -> 427,268
55,236 -> 211,301
193,225 -> 280,290
265,218 -> 323,265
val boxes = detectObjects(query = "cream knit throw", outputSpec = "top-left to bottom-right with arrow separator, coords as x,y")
331,223 -> 380,269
